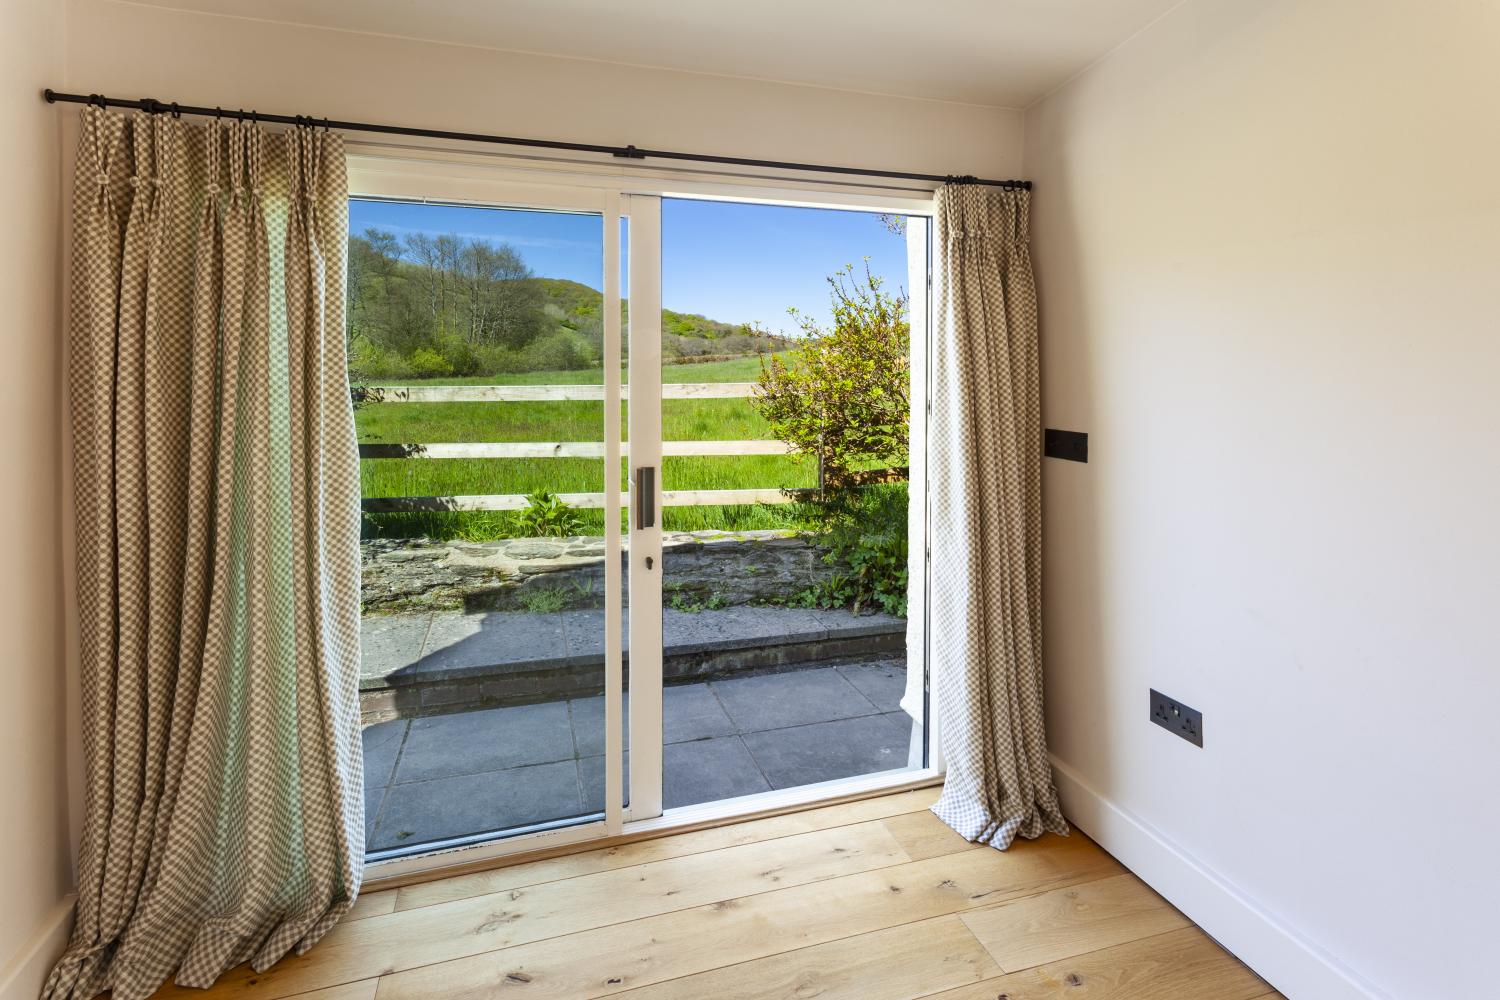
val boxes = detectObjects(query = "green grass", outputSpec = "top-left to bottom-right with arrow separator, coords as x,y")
357,356 -> 830,541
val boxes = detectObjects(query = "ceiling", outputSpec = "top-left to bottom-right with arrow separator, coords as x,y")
131,0 -> 1184,108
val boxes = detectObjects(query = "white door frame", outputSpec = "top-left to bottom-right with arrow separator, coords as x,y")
348,155 -> 942,883
625,194 -> 665,823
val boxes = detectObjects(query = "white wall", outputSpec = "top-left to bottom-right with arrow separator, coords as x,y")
0,0 -> 73,998
6,0 -> 1020,989
63,0 -> 1022,180
1024,1 -> 1500,998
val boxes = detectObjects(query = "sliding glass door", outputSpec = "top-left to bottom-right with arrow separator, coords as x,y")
347,158 -> 932,870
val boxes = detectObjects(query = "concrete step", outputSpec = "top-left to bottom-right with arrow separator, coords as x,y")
359,606 -> 908,723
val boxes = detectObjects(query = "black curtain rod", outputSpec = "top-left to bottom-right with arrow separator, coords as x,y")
43,89 -> 1031,191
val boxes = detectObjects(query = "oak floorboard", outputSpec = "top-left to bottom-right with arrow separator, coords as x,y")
960,872 -> 1191,972
275,983 -> 378,1000
610,913 -> 1000,1000
394,786 -> 940,911
345,891 -> 397,923
881,809 -> 982,862
373,833 -> 1120,1000
141,790 -> 1275,1000
149,820 -> 910,999
925,926 -> 1272,1000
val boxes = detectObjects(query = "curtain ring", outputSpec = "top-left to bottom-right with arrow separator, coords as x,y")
170,102 -> 181,119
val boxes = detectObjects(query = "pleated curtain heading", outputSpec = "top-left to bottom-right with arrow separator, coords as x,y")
48,106 -> 364,1000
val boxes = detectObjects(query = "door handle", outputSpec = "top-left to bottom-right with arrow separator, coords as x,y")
636,466 -> 656,529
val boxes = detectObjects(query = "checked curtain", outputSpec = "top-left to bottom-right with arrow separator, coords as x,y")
928,183 -> 1069,849
47,106 -> 363,1000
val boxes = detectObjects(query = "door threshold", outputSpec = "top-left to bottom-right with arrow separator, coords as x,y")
364,768 -> 942,892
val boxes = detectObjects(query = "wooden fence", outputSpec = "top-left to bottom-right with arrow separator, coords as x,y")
357,381 -> 802,514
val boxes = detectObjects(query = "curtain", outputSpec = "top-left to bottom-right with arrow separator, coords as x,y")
47,107 -> 364,1000
929,183 -> 1068,849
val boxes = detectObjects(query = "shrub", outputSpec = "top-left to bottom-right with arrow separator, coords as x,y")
407,347 -> 453,378
753,263 -> 909,483
798,485 -> 909,617
514,489 -> 584,538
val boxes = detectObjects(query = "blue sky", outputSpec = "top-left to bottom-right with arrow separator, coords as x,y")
349,197 -> 914,335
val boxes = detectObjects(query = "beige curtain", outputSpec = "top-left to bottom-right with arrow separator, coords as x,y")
47,107 -> 364,1000
929,183 -> 1068,849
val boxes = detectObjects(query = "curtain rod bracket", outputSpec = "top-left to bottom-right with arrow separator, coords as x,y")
613,144 -> 646,160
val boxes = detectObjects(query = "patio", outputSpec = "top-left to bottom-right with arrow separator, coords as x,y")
361,654 -> 912,852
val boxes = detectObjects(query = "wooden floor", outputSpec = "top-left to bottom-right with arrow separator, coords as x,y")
151,788 -> 1282,1000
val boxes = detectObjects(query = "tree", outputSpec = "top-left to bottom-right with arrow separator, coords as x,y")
459,240 -> 545,348
752,263 -> 909,488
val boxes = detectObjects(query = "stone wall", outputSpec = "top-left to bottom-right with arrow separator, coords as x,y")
362,530 -> 831,612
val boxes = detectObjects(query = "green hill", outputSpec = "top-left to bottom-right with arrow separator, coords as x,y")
347,229 -> 792,379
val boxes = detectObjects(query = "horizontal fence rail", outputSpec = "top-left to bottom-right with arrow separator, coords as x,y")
358,439 -> 792,459
361,488 -> 799,513
356,380 -> 802,515
362,382 -> 757,402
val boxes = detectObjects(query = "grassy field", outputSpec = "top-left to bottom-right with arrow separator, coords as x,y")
356,356 -> 824,540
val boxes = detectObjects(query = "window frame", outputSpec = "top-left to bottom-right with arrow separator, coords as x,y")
349,146 -> 944,884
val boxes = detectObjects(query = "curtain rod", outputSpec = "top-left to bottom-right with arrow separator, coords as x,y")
42,89 -> 1031,191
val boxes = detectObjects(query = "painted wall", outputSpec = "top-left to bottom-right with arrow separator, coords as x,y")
62,0 -> 1022,180
5,0 -> 1020,989
1024,1 -> 1500,998
0,0 -> 73,997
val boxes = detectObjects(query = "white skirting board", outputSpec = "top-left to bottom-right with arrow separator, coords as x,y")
0,895 -> 73,1000
1050,756 -> 1392,1000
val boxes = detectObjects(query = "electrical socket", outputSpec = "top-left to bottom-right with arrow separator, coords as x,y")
1149,689 -> 1203,747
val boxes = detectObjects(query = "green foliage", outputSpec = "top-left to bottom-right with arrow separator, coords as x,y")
407,347 -> 454,378
797,485 -> 909,617
752,263 -> 910,482
514,489 -> 584,538
517,587 -> 569,614
666,587 -> 731,614
347,230 -> 791,380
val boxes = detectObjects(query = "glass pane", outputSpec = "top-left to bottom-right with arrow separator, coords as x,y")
656,199 -> 926,810
350,198 -> 611,856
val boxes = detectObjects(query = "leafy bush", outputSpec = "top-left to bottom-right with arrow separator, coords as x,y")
514,489 -> 584,538
753,263 -> 909,483
798,485 -> 909,617
407,347 -> 454,378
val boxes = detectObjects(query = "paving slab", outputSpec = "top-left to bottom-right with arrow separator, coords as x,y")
663,736 -> 772,807
360,613 -> 430,680
409,611 -> 568,678
362,655 -> 913,856
811,608 -> 907,639
371,760 -> 584,852
577,753 -> 626,814
556,609 -> 628,660
392,701 -> 574,784
566,693 -> 629,758
361,719 -> 406,789
836,659 -> 908,713
711,666 -> 881,732
665,605 -> 832,653
364,786 -> 384,843
567,682 -> 736,756
742,713 -> 911,789
359,606 -> 905,698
